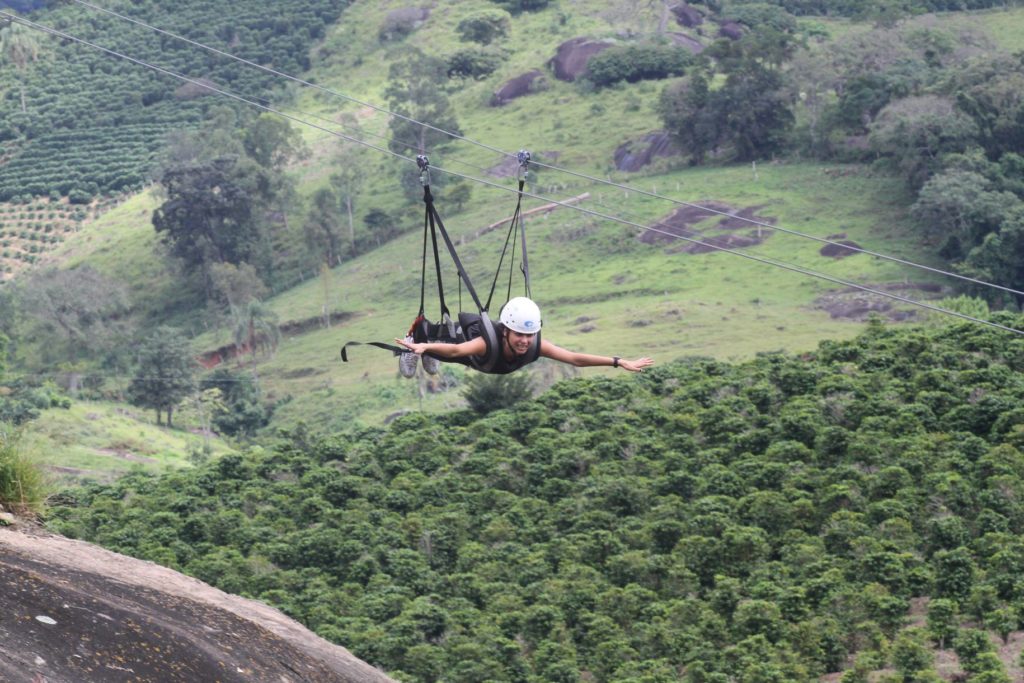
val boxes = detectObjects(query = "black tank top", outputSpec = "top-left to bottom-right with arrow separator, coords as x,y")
481,323 -> 539,374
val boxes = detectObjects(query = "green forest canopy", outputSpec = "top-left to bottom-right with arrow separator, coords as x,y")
49,316 -> 1024,682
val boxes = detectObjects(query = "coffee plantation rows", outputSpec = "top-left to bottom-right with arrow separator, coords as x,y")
0,0 -> 350,201
0,195 -> 120,280
50,318 -> 1024,682
0,123 -> 175,202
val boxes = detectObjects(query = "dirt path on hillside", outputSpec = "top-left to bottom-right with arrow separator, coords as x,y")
0,524 -> 395,683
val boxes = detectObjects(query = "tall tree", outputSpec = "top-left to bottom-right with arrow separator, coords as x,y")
961,207 -> 1024,305
243,114 -> 307,170
230,300 -> 280,368
304,187 -> 345,268
152,157 -> 269,299
17,266 -> 132,367
868,95 -> 978,191
0,19 -> 40,114
330,164 -> 362,249
659,73 -> 720,164
127,326 -> 196,427
385,48 -> 462,156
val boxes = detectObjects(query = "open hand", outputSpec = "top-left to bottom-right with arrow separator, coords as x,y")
620,357 -> 654,373
395,338 -> 426,355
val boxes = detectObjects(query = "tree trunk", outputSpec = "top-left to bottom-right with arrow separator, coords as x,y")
167,405 -> 174,428
249,318 -> 256,367
346,195 -> 354,248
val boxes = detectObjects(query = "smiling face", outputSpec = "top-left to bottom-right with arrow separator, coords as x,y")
504,329 -> 537,356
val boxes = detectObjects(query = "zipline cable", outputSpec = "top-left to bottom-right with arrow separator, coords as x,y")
68,0 -> 1024,299
4,11 -> 1023,338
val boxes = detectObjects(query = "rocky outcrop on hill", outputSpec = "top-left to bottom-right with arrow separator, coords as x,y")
491,69 -> 546,106
548,37 -> 615,82
670,2 -> 704,27
718,20 -> 745,40
0,526 -> 394,683
613,131 -> 681,172
666,31 -> 705,54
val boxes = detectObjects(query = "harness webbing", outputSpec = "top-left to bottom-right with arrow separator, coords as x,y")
340,340 -> 403,361
420,188 -> 449,319
423,183 -> 486,313
486,176 -> 531,311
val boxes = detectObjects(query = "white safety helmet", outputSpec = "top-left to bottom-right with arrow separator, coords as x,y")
500,297 -> 542,334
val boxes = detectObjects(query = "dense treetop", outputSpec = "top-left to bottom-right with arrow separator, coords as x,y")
49,317 -> 1024,681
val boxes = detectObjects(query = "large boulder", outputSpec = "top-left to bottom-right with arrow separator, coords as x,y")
670,3 -> 704,27
174,78 -> 219,100
379,6 -> 431,41
0,527 -> 395,683
614,132 -> 681,172
718,21 -> 745,40
666,31 -> 704,55
491,70 -> 546,106
548,37 -> 615,82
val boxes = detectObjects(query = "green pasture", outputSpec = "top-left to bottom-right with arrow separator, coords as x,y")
26,400 -> 235,486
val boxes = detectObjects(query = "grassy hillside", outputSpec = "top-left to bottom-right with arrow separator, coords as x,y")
10,0 -> 1024,438
26,400 -> 235,485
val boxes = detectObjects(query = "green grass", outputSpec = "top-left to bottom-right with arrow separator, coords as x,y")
0,425 -> 47,517
26,401 -> 236,485
957,5 -> 1024,51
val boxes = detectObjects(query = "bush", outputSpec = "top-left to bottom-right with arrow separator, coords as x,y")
0,425 -> 46,517
446,48 -> 503,80
462,371 -> 534,414
586,44 -> 693,88
456,9 -> 511,45
723,3 -> 798,33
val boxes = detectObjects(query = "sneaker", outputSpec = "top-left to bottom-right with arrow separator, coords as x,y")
421,352 -> 440,375
398,336 -> 419,378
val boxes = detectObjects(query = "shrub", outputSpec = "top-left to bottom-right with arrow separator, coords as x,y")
456,9 -> 511,45
0,425 -> 46,517
462,371 -> 534,414
586,44 -> 693,88
446,48 -> 503,80
68,189 -> 92,205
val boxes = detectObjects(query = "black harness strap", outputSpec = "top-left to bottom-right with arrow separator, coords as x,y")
424,188 -> 450,319
341,340 -> 404,362
486,151 -> 533,311
423,184 -> 486,312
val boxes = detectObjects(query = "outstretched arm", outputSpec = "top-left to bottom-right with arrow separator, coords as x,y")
540,339 -> 653,372
395,335 -> 487,359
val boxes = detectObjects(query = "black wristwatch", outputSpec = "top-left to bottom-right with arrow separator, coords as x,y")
612,356 -> 620,368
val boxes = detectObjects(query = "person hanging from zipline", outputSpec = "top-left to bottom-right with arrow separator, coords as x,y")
341,152 -> 652,376
395,296 -> 653,375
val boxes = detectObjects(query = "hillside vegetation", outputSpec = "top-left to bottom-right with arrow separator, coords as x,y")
49,318 -> 1024,682
3,2 -> 1024,681
7,0 -> 1024,437
0,4 -> 1022,452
